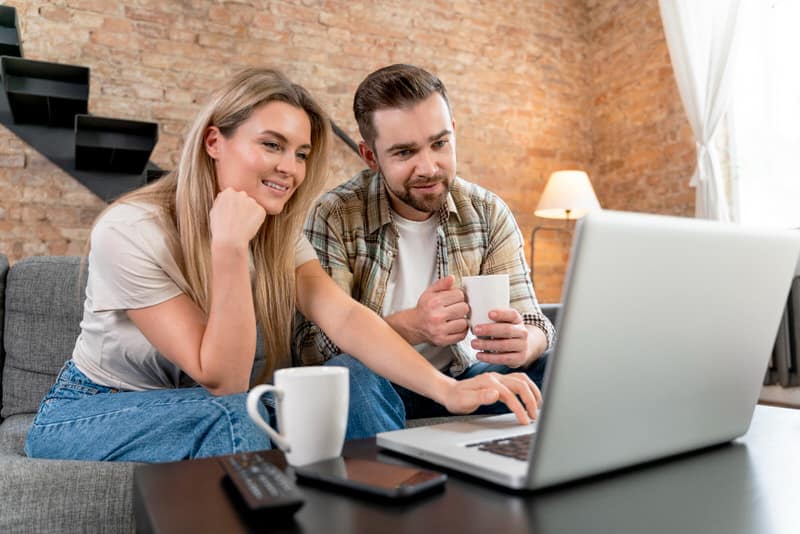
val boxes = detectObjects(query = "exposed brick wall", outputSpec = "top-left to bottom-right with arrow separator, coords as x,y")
0,0 -> 694,304
588,0 -> 695,216
533,0 -> 696,302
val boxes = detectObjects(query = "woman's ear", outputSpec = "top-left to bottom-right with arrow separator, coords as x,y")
204,126 -> 223,160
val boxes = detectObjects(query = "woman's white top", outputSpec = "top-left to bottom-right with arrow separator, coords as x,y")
71,202 -> 316,391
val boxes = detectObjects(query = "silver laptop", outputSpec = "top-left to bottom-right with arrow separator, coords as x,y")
377,210 -> 800,490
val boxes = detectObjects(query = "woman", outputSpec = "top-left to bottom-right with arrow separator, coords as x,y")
25,68 -> 540,463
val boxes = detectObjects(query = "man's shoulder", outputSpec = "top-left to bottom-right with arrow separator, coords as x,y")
316,169 -> 376,212
450,176 -> 508,215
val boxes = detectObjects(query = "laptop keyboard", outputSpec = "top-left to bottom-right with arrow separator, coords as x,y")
468,433 -> 533,461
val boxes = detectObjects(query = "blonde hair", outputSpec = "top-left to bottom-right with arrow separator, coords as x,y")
110,68 -> 331,383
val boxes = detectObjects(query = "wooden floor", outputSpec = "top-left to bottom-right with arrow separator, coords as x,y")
759,385 -> 800,409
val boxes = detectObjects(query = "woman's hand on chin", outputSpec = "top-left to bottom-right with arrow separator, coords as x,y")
209,187 -> 266,250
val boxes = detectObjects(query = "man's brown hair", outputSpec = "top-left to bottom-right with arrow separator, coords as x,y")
353,64 -> 452,147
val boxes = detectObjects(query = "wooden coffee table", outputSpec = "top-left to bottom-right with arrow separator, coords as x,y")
134,405 -> 800,534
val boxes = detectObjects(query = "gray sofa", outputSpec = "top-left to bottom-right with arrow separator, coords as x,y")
0,255 -> 137,533
0,254 -> 562,532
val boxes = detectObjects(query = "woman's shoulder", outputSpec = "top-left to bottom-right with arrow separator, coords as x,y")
93,201 -> 172,244
96,201 -> 165,228
91,201 -> 173,257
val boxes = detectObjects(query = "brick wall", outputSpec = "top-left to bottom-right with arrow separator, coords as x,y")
534,0 -> 696,302
588,0 -> 695,216
0,0 -> 694,303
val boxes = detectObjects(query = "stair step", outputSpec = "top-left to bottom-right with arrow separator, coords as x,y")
1,56 -> 89,127
146,168 -> 170,184
0,5 -> 22,57
75,115 -> 158,175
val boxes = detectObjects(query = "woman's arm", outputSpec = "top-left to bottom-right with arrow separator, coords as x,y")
127,189 -> 265,395
295,260 -> 541,424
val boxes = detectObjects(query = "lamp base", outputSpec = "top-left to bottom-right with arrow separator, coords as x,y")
529,223 -> 573,285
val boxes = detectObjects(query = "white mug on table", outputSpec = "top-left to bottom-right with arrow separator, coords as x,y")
246,366 -> 349,466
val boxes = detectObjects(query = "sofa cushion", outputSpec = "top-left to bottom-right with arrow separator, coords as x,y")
2,256 -> 87,419
0,414 -> 136,534
0,254 -> 8,419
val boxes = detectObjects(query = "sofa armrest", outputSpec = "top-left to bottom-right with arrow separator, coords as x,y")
540,303 -> 561,326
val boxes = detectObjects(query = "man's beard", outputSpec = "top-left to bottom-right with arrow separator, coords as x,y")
382,171 -> 451,215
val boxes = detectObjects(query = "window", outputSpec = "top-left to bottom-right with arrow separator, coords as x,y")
728,0 -> 800,228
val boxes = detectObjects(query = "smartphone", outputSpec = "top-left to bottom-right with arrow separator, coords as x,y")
294,456 -> 446,499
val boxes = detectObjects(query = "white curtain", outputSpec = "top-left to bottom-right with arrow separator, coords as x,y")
658,0 -> 746,221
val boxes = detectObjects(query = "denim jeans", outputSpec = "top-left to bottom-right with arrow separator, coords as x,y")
25,360 -> 274,462
393,352 -> 550,420
25,354 -> 405,463
322,354 -> 406,439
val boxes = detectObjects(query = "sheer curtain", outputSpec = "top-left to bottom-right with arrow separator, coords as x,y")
658,0 -> 746,221
728,0 -> 800,228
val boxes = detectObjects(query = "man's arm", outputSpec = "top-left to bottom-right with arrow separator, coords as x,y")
293,201 -> 353,363
469,193 -> 555,367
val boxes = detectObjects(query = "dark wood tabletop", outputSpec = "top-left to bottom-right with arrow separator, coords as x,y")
134,405 -> 800,534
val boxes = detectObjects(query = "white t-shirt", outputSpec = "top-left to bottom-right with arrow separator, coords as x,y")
72,202 -> 317,390
382,213 -> 455,370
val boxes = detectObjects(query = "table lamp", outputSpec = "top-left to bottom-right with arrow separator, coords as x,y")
530,170 -> 601,276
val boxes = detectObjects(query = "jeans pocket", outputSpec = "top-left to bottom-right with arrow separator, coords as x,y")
58,382 -> 101,396
48,381 -> 100,403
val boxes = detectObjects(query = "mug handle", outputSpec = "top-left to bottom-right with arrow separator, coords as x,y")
246,384 -> 291,453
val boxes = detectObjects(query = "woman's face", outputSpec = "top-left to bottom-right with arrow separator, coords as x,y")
205,101 -> 312,215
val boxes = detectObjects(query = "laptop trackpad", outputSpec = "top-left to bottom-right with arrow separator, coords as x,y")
426,413 -> 538,442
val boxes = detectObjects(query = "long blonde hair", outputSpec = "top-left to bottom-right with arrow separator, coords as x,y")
112,68 -> 331,383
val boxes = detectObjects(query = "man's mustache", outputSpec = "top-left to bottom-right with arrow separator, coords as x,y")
407,174 -> 448,188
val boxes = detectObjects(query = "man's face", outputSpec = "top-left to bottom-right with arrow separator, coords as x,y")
363,94 -> 457,221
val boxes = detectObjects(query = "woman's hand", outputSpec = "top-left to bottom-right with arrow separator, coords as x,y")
440,372 -> 542,425
209,187 -> 266,249
294,262 -> 542,426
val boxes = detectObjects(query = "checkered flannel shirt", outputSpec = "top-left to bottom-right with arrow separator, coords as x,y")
293,170 -> 555,376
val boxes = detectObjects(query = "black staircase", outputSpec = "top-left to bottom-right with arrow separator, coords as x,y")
0,5 -> 162,203
0,5 -> 357,204
0,6 -> 22,57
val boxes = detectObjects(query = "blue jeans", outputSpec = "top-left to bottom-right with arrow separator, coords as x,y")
25,360 -> 273,462
25,355 -> 403,462
322,354 -> 406,439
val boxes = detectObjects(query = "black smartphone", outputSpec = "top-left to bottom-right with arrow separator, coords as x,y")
294,457 -> 446,499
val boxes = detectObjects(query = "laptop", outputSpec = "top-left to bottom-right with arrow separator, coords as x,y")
377,210 -> 800,490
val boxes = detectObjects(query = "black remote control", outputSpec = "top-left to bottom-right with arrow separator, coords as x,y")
220,451 -> 304,516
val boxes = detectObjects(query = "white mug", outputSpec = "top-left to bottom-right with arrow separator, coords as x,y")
246,366 -> 349,466
462,274 -> 510,334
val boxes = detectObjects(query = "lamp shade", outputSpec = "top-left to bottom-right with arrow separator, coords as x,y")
534,170 -> 601,219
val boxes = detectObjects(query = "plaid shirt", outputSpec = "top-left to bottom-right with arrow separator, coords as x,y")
293,169 -> 555,375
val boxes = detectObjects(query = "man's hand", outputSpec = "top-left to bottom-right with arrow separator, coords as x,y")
471,309 -> 531,368
413,275 -> 470,346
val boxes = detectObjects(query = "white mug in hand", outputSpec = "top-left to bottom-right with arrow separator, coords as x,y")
462,274 -> 510,335
246,366 -> 349,466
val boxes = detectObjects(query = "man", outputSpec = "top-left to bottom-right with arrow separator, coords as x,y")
295,64 -> 554,420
